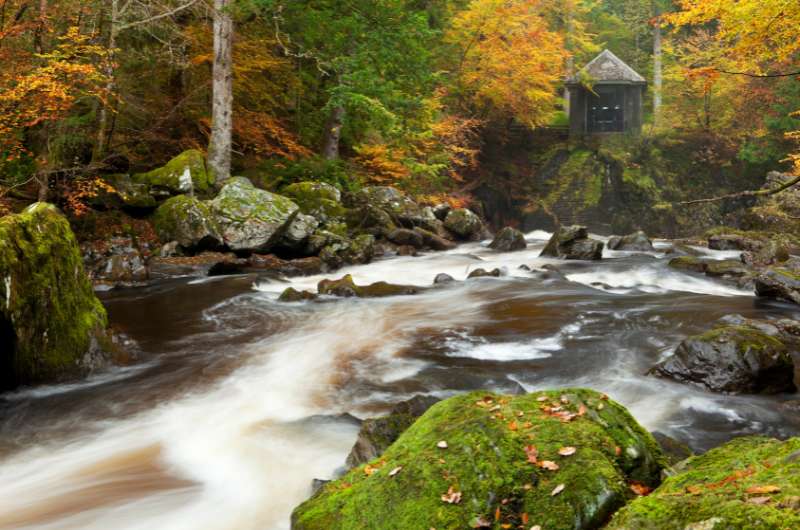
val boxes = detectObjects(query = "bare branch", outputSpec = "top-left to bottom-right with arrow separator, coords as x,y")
677,174 -> 800,206
117,0 -> 199,31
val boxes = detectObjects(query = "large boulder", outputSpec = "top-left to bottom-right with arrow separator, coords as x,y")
0,203 -> 110,390
651,317 -> 798,394
755,268 -> 800,305
608,436 -> 800,530
318,234 -> 375,269
607,231 -> 653,251
292,389 -> 665,530
349,186 -> 427,228
668,256 -> 710,273
346,395 -> 441,468
540,225 -> 604,260
132,149 -> 214,197
209,178 -> 299,252
489,226 -> 527,252
282,181 -> 346,222
444,208 -> 485,240
152,195 -> 223,251
279,213 -> 320,251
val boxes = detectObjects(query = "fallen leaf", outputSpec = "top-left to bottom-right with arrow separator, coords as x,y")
551,483 -> 565,496
508,421 -> 518,431
558,446 -> 577,456
577,404 -> 587,416
748,496 -> 772,505
539,460 -> 559,471
500,525 -> 511,529
630,482 -> 652,496
490,405 -> 502,412
615,446 -> 622,456
521,512 -> 529,524
745,485 -> 781,495
686,485 -> 703,495
441,486 -> 462,504
517,411 -> 524,417
523,421 -> 533,429
531,526 -> 542,530
471,516 -> 491,528
364,464 -> 378,476
600,393 -> 609,400
536,395 -> 548,402
494,506 -> 501,521
597,403 -> 605,410
437,440 -> 448,449
560,395 -> 570,404
388,466 -> 402,477
524,445 -> 538,464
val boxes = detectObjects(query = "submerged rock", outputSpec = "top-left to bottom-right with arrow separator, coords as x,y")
132,149 -> 214,197
540,225 -> 604,260
0,203 -> 111,390
278,287 -> 319,302
317,274 -> 421,298
433,273 -> 455,285
292,389 -> 665,530
607,231 -> 653,251
467,267 -> 502,279
755,268 -> 800,305
489,226 -> 527,252
209,178 -> 299,252
651,318 -> 797,394
444,208 -> 484,240
152,195 -> 223,251
346,395 -> 441,468
608,436 -> 800,530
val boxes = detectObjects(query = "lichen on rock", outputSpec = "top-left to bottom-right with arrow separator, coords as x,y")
132,149 -> 214,196
152,195 -> 223,251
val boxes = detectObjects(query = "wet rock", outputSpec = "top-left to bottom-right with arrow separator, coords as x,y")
248,254 -> 325,276
414,227 -> 456,251
159,241 -> 181,258
148,251 -> 241,279
433,273 -> 455,285
432,203 -> 451,221
348,186 -> 427,228
663,242 -> 704,257
518,264 -> 531,271
82,236 -> 151,287
467,268 -> 502,279
651,319 -> 797,394
607,230 -> 654,251
708,233 -> 761,251
282,181 -> 345,222
210,178 -> 299,252
443,208 -> 485,240
540,225 -> 604,260
1,203 -> 112,390
742,239 -> 790,268
344,203 -> 396,235
387,228 -> 424,249
755,268 -> 800,305
279,287 -> 319,302
704,259 -> 751,278
345,395 -> 441,468
152,195 -> 223,251
319,234 -> 376,269
395,245 -> 418,257
293,389 -> 665,530
318,274 -> 422,298
608,436 -> 800,530
668,256 -> 709,273
132,149 -> 214,197
489,226 -> 527,252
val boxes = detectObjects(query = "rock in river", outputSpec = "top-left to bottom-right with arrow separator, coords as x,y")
291,388 -> 665,530
489,226 -> 527,252
318,274 -> 422,298
540,225 -> 604,260
607,230 -> 653,251
755,268 -> 800,305
443,207 -> 485,241
0,203 -> 111,390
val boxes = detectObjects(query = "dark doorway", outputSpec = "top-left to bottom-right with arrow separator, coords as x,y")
587,87 -> 624,133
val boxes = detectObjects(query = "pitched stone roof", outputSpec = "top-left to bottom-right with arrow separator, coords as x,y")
568,49 -> 646,84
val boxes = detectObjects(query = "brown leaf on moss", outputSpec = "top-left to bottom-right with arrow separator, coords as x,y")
441,486 -> 462,504
629,482 -> 653,496
745,485 -> 781,494
524,445 -> 538,464
551,484 -> 565,496
539,460 -> 559,471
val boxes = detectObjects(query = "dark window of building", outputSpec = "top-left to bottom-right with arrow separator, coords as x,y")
587,86 -> 624,133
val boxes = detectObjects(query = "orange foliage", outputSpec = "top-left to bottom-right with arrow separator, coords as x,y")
353,144 -> 411,184
63,176 -> 116,217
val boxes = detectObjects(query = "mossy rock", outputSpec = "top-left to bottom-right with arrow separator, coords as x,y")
608,436 -> 800,530
132,150 -> 214,195
282,181 -> 346,221
152,195 -> 223,250
443,208 -> 484,240
755,268 -> 800,305
0,203 -> 109,390
107,174 -> 157,209
209,178 -> 299,252
317,274 -> 421,298
278,287 -> 319,302
668,256 -> 709,273
292,388 -> 665,530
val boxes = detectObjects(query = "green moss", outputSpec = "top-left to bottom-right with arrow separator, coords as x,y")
622,166 -> 657,192
317,274 -> 420,298
699,326 -> 787,356
282,181 -> 347,220
152,195 -> 222,248
132,150 -> 213,194
292,389 -> 665,530
0,203 -> 108,388
608,436 -> 800,530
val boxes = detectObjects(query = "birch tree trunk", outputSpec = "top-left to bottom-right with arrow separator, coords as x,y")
94,0 -> 118,161
652,8 -> 663,126
208,0 -> 234,183
321,104 -> 345,160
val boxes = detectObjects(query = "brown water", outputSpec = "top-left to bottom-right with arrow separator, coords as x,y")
1,231 -> 799,529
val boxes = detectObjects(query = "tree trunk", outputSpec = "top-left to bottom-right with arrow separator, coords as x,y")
563,0 -> 574,115
321,104 -> 345,160
652,9 -> 663,126
94,0 -> 118,162
207,0 -> 234,183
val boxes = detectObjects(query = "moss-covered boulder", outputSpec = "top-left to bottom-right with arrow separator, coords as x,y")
318,234 -> 376,269
152,195 -> 223,251
668,255 -> 710,273
317,274 -> 421,298
209,178 -> 299,252
608,436 -> 800,530
132,149 -> 214,196
282,181 -> 346,221
349,186 -> 427,228
607,231 -> 654,252
444,208 -> 485,240
489,226 -> 527,252
106,174 -> 157,209
292,389 -> 665,530
755,268 -> 800,305
651,317 -> 797,394
541,225 -> 604,260
0,203 -> 109,390
278,287 -> 319,302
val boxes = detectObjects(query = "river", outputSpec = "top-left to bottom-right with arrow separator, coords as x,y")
1,231 -> 799,529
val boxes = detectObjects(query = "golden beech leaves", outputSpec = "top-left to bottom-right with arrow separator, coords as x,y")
446,0 -> 568,127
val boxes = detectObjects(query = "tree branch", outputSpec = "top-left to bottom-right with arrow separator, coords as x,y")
715,68 -> 800,78
677,174 -> 800,206
117,0 -> 199,31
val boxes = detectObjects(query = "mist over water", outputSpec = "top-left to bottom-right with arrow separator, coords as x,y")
1,231 -> 799,529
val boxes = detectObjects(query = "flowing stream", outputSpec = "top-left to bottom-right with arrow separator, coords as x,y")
1,231 -> 799,529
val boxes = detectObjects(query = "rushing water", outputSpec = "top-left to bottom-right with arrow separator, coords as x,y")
1,231 -> 800,529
